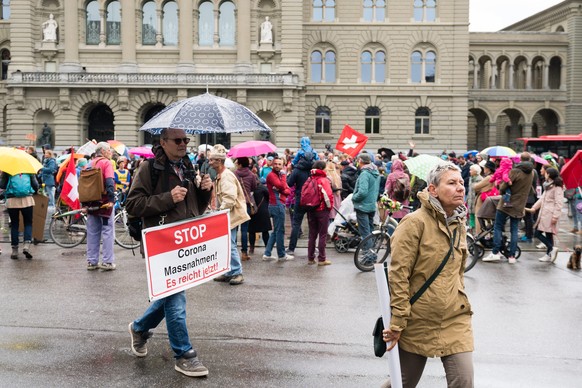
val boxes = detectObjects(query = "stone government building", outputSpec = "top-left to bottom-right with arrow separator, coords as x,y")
0,0 -> 578,153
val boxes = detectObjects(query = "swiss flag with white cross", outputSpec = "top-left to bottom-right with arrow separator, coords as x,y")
334,125 -> 369,157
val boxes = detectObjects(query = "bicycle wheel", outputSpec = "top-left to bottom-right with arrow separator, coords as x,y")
114,210 -> 140,249
49,214 -> 87,248
354,231 -> 391,272
465,234 -> 482,273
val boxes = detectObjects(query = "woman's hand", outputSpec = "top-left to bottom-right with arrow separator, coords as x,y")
382,328 -> 401,351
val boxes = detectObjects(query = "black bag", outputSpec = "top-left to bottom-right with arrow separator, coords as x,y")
372,317 -> 387,357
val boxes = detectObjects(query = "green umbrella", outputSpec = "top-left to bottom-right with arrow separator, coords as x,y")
403,154 -> 444,182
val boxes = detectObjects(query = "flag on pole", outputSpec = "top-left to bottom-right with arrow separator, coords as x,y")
335,125 -> 368,157
60,149 -> 80,210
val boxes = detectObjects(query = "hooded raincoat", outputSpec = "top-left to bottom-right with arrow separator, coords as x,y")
388,190 -> 474,358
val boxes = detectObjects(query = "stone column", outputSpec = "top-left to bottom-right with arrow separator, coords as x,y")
560,63 -> 566,91
525,63 -> 532,89
99,8 -> 106,47
508,63 -> 514,89
522,123 -> 533,138
60,2 -> 82,72
234,6 -> 252,73
156,8 -> 163,47
543,63 -> 550,89
176,0 -> 195,73
490,64 -> 498,89
214,9 -> 220,46
118,0 -> 138,73
473,63 -> 479,89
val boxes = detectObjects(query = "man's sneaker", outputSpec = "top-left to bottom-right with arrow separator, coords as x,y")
538,254 -> 552,262
285,248 -> 295,255
229,274 -> 244,285
213,274 -> 232,282
87,262 -> 99,270
22,241 -> 32,259
262,254 -> 276,261
10,246 -> 18,260
519,236 -> 531,243
278,254 -> 294,261
508,256 -> 516,264
536,242 -> 546,249
128,322 -> 152,357
550,247 -> 559,263
483,253 -> 501,262
100,262 -> 117,271
175,350 -> 209,377
318,260 -> 332,266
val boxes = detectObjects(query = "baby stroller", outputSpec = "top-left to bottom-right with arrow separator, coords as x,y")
468,195 -> 522,262
328,194 -> 362,253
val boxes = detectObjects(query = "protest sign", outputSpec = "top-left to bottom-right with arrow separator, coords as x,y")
142,210 -> 231,301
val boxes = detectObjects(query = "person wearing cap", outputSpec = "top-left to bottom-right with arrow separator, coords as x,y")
352,152 -> 380,260
208,145 -> 249,285
472,160 -> 496,234
259,155 -> 274,182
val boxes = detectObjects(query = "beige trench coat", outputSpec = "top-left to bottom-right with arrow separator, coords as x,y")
388,190 -> 474,358
215,167 -> 251,229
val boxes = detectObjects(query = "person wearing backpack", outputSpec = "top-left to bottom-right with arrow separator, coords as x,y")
304,161 -> 334,266
0,171 -> 39,259
291,136 -> 319,169
84,142 -> 117,271
384,159 -> 411,221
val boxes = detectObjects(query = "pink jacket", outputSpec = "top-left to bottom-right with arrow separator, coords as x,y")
531,183 -> 564,234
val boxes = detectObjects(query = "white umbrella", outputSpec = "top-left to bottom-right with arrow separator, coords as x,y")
77,141 -> 97,156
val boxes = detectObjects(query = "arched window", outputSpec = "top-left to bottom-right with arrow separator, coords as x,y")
411,50 -> 436,83
86,1 -> 100,45
325,50 -> 336,82
361,51 -> 372,82
414,0 -> 436,22
311,51 -> 322,82
365,107 -> 380,134
315,106 -> 331,133
363,0 -> 385,22
313,0 -> 335,22
1,0 -> 10,20
106,1 -> 121,45
361,50 -> 386,83
219,1 -> 236,46
311,49 -> 336,83
163,1 -> 178,46
142,1 -> 157,45
415,107 -> 430,134
1,48 -> 10,80
199,1 -> 214,46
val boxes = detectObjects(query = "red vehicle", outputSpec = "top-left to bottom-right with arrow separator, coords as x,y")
512,133 -> 582,161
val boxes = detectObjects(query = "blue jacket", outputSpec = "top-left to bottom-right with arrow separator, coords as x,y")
352,165 -> 380,213
40,157 -> 58,186
292,137 -> 319,167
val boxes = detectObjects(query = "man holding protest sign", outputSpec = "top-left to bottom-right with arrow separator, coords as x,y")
208,144 -> 250,285
125,128 -> 213,377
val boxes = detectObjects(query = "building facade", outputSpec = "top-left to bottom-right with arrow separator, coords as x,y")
0,0 -> 577,153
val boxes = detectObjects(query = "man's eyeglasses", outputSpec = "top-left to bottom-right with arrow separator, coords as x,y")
164,137 -> 190,145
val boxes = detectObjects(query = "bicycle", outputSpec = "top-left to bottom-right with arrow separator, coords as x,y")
353,197 -> 410,272
49,206 -> 91,248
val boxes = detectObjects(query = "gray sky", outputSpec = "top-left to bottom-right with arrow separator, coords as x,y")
469,0 -> 564,31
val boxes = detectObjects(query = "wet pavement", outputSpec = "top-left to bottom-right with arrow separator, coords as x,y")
0,204 -> 581,387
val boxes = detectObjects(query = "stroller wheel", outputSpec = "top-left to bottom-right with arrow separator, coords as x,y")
334,236 -> 350,253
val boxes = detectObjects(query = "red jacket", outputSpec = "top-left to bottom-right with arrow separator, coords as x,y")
266,170 -> 290,205
310,169 -> 334,212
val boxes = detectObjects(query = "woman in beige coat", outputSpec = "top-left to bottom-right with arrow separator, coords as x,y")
382,162 -> 474,388
526,167 -> 564,263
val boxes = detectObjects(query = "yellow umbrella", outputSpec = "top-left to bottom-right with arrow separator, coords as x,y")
0,147 -> 43,175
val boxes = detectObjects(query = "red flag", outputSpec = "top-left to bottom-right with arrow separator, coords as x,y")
60,149 -> 80,210
335,125 -> 368,157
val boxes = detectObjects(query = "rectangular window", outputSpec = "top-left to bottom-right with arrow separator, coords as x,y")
365,117 -> 380,134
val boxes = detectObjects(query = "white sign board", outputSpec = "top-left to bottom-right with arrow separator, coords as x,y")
142,210 -> 231,301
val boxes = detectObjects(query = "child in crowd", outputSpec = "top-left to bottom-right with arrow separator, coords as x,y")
491,158 -> 513,207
